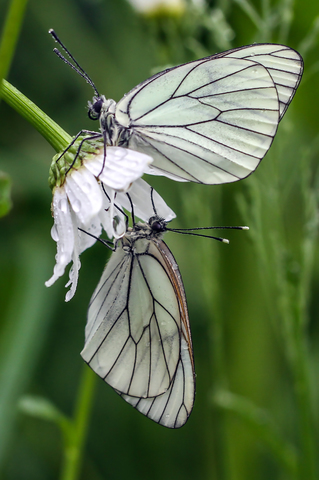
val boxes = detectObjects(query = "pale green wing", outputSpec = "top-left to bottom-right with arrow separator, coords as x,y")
115,44 -> 303,184
81,238 -> 195,427
223,44 -> 303,119
120,334 -> 194,428
118,240 -> 195,428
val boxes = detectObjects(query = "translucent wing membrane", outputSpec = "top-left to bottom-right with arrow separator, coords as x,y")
222,44 -> 303,119
81,228 -> 195,428
118,241 -> 194,428
115,44 -> 303,184
119,334 -> 195,428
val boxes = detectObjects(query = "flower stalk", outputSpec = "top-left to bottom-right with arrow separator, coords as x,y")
60,366 -> 96,480
0,79 -> 71,152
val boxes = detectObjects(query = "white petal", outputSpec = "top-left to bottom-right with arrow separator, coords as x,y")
99,184 -> 127,239
65,254 -> 81,301
77,217 -> 103,254
50,223 -> 59,242
108,189 -> 127,239
127,0 -> 185,13
64,208 -> 81,301
65,167 -> 103,224
64,209 -> 106,301
84,147 -> 153,191
99,197 -> 115,239
116,178 -> 176,221
45,187 -> 75,287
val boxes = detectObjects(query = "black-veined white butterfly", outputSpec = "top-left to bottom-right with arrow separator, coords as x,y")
49,30 -> 303,184
81,210 -> 195,428
80,187 -> 248,428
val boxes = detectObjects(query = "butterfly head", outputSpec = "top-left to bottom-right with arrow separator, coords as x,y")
88,96 -> 116,121
148,216 -> 168,235
126,216 -> 168,244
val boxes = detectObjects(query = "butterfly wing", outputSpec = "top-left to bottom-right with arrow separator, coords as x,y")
119,333 -> 194,428
115,44 -> 303,184
219,44 -> 303,120
119,239 -> 195,428
81,236 -> 195,428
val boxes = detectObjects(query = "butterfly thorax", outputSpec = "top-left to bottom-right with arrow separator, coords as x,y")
88,95 -> 132,147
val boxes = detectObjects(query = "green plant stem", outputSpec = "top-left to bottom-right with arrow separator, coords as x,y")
292,307 -> 317,479
0,79 -> 71,152
60,366 -> 96,480
0,0 -> 29,82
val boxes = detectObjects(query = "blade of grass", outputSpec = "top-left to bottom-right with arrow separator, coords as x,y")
60,366 -> 97,480
0,0 -> 29,85
233,0 -> 264,31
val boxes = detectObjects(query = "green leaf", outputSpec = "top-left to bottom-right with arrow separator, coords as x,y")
18,395 -> 67,424
18,395 -> 72,445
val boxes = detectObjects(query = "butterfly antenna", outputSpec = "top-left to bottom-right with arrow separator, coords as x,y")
150,187 -> 158,216
165,225 -> 249,243
48,29 -> 100,97
167,229 -> 230,243
171,226 -> 249,232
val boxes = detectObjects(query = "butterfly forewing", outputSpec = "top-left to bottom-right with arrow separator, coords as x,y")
223,44 -> 303,118
118,239 -> 195,428
84,248 -> 129,345
115,59 -> 206,124
115,44 -> 303,184
81,230 -> 195,427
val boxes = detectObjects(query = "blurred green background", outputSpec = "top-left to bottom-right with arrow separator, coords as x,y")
1,0 -> 319,479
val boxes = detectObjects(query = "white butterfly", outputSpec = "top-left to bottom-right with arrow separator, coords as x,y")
50,33 -> 303,184
88,44 -> 303,184
49,34 -> 303,426
81,214 -> 195,428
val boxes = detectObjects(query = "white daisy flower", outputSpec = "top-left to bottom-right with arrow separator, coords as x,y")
126,0 -> 185,15
45,140 -> 153,301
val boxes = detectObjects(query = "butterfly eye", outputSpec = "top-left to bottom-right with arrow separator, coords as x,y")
149,216 -> 167,233
88,97 -> 103,120
152,221 -> 164,232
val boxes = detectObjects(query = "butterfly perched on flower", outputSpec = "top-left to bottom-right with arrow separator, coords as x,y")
50,31 -> 303,186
